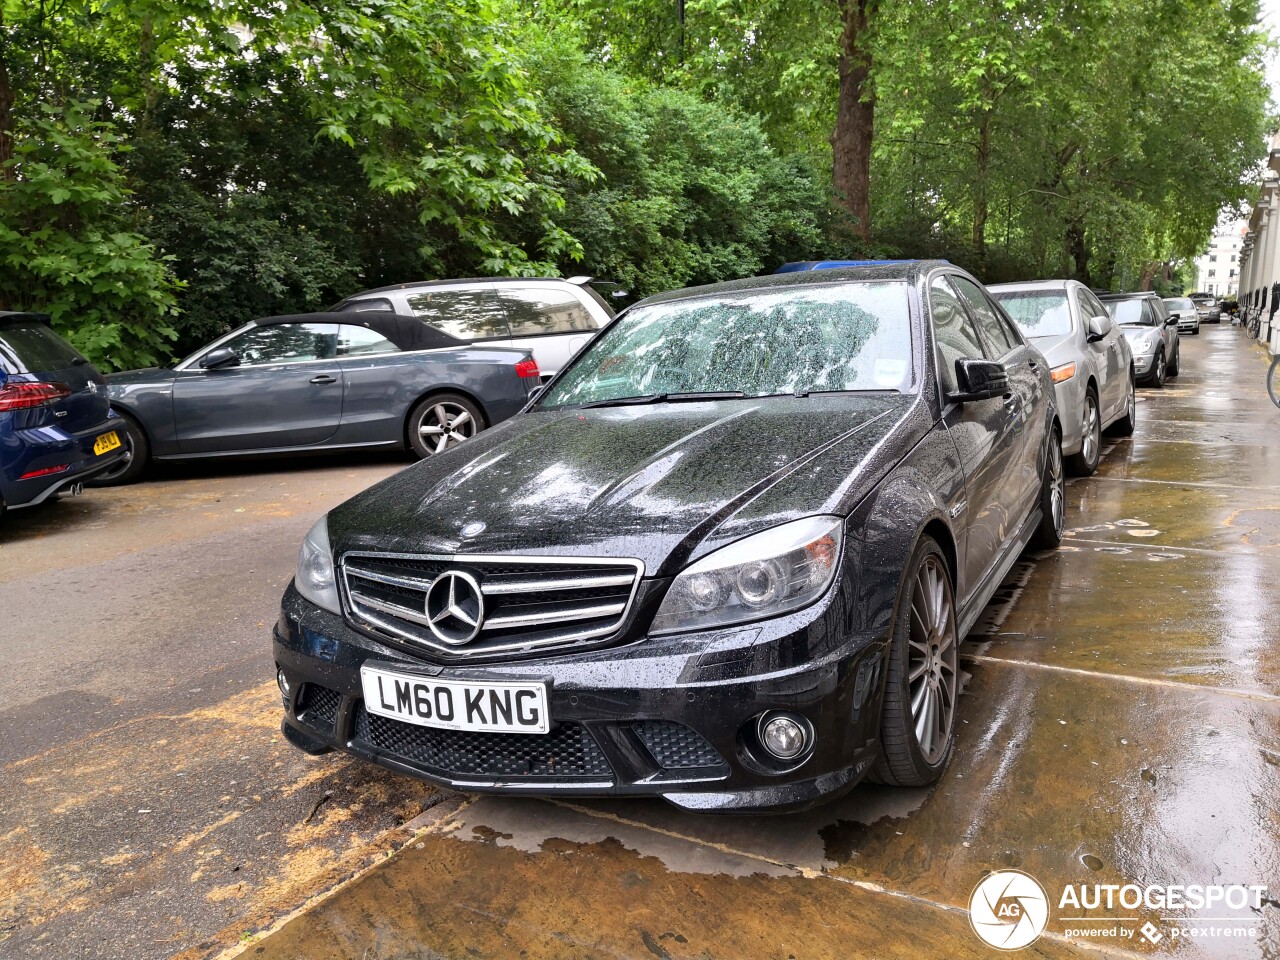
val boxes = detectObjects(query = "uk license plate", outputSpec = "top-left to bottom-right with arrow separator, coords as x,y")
94,431 -> 121,456
360,666 -> 549,734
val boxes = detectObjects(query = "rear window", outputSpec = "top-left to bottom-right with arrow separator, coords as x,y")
405,289 -> 510,341
0,320 -> 85,375
991,291 -> 1072,338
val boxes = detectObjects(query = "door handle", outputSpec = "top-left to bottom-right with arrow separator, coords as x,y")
310,375 -> 337,385
1026,358 -> 1039,370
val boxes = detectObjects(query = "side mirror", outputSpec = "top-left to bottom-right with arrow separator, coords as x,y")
199,346 -> 240,370
1086,315 -> 1112,342
1164,316 -> 1178,327
948,358 -> 1009,403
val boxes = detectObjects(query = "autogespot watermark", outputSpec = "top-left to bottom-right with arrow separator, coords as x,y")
969,871 -> 1269,950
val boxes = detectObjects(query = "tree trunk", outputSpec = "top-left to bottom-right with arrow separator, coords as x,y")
972,108 -> 991,261
0,7 -> 14,181
1066,220 -> 1090,286
1138,261 -> 1159,291
831,0 -> 877,241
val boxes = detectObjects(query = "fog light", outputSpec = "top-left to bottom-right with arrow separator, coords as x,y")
277,668 -> 291,697
759,713 -> 810,761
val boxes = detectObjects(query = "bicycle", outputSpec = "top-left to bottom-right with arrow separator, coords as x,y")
1270,354 -> 1280,409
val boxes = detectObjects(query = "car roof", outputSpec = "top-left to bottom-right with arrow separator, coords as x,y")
0,311 -> 52,325
251,311 -> 469,352
1097,291 -> 1160,301
345,277 -> 581,297
987,279 -> 1077,293
775,259 -> 920,273
633,259 -> 954,308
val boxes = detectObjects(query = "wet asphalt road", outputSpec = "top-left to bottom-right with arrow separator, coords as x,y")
3,325 -> 1279,959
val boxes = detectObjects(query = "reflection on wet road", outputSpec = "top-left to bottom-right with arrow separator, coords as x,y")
240,327 -> 1280,960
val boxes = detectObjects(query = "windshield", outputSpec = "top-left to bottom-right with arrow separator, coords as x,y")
1103,300 -> 1153,326
539,282 -> 914,407
990,291 -> 1072,338
1165,298 -> 1194,311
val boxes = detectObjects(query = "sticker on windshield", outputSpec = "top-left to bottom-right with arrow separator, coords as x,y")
873,358 -> 908,387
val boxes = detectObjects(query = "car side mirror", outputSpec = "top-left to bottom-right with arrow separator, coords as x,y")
1086,315 -> 1112,342
1164,316 -> 1178,327
199,346 -> 240,370
948,357 -> 1009,403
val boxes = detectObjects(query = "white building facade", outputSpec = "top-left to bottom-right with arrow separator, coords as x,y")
1195,222 -> 1244,298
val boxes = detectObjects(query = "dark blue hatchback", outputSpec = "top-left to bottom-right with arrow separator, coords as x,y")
0,312 -> 125,516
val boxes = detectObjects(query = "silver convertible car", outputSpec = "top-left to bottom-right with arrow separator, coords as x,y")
990,280 -> 1135,476
94,312 -> 541,485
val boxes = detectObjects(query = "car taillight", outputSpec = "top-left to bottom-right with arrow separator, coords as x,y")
0,381 -> 72,412
514,358 -> 541,379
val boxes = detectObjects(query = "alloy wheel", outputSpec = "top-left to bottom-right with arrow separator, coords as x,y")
1081,395 -> 1100,468
1048,438 -> 1065,536
1126,377 -> 1136,423
416,402 -> 478,454
1155,351 -> 1166,384
907,555 -> 958,765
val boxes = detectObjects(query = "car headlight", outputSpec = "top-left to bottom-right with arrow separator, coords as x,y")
296,516 -> 341,614
650,516 -> 843,635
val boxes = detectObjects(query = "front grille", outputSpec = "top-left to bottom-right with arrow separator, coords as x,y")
340,552 -> 643,658
352,705 -> 613,781
297,684 -> 342,732
633,721 -> 726,770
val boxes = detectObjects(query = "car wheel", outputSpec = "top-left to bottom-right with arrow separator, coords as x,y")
873,536 -> 958,787
407,393 -> 486,459
86,414 -> 149,487
1152,348 -> 1167,387
1109,371 -> 1136,437
1031,426 -> 1065,549
1168,344 -> 1180,377
1067,388 -> 1101,476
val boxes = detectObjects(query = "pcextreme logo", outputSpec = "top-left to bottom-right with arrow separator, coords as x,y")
969,870 -> 1051,950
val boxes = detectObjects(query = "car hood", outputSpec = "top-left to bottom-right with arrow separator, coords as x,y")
326,395 -> 918,577
1027,334 -> 1074,363
1119,326 -> 1161,351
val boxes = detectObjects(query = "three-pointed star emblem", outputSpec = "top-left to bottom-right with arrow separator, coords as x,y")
424,570 -> 485,645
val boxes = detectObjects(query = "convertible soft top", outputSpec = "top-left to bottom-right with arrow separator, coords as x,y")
254,311 -> 467,352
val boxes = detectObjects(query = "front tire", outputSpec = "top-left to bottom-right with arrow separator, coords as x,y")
1067,388 -> 1101,476
1109,371 -> 1137,436
1031,426 -> 1066,549
1168,343 -> 1180,377
1151,348 -> 1167,387
873,537 -> 959,787
407,393 -> 486,459
86,414 -> 149,487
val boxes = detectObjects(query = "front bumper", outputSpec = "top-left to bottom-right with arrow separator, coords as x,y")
1177,319 -> 1199,334
273,582 -> 888,812
1132,352 -> 1158,382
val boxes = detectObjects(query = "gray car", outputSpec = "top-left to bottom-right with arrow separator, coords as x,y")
1098,292 -> 1181,387
990,280 -> 1135,475
1163,297 -> 1201,335
93,312 -> 540,485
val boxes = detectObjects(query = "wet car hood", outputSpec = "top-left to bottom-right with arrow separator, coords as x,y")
1119,325 -> 1162,351
326,395 -> 918,577
1027,334 -> 1073,364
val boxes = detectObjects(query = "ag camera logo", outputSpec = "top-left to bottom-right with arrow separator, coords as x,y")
970,870 -> 1050,950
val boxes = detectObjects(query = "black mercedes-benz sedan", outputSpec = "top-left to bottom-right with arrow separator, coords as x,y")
274,261 -> 1064,812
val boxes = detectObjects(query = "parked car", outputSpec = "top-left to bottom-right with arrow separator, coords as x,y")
274,261 -> 1065,812
1189,293 -> 1223,323
0,312 -> 126,517
332,277 -> 615,379
1098,292 -> 1180,387
1163,297 -> 1201,335
990,281 -> 1135,476
94,312 -> 541,485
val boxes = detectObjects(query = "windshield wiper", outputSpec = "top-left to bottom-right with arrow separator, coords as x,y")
577,391 -> 746,408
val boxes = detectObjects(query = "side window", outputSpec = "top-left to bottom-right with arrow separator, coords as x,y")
498,287 -> 598,336
405,289 -> 510,341
930,275 -> 990,395
337,324 -> 399,357
951,276 -> 1016,355
1078,290 -> 1107,323
221,323 -> 339,366
337,297 -> 394,314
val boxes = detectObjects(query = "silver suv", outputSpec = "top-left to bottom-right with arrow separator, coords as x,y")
334,278 -> 615,378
